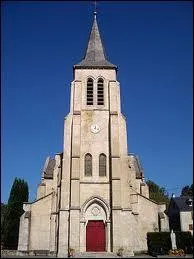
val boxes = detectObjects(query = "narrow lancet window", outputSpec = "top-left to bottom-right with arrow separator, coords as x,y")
85,153 -> 92,176
87,78 -> 93,105
99,153 -> 106,176
97,79 -> 104,105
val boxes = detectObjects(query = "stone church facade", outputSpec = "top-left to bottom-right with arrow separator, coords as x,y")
18,13 -> 169,257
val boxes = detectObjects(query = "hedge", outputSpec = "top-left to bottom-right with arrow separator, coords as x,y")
147,231 -> 193,255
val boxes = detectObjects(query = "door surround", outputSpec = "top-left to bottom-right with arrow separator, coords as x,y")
80,196 -> 111,252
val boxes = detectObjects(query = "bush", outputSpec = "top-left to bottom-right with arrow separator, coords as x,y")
175,231 -> 193,254
147,232 -> 171,255
169,249 -> 185,256
147,231 -> 193,255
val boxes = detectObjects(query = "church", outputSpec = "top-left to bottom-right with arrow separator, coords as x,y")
18,12 -> 169,257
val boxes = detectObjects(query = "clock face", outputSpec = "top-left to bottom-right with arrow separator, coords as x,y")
91,124 -> 100,134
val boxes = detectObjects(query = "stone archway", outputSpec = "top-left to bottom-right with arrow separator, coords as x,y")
80,196 -> 111,252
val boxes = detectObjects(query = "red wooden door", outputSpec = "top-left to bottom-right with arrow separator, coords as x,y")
86,220 -> 105,251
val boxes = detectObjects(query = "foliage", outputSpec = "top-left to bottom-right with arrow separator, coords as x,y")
147,231 -> 193,255
68,247 -> 75,257
181,184 -> 193,197
1,203 -> 8,244
2,178 -> 29,249
168,249 -> 185,256
147,232 -> 171,255
146,180 -> 170,206
117,247 -> 124,256
175,231 -> 193,254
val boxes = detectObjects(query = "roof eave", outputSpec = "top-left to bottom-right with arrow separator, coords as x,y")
73,65 -> 118,71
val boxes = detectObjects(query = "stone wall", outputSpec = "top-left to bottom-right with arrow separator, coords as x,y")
180,211 -> 193,234
28,193 -> 52,251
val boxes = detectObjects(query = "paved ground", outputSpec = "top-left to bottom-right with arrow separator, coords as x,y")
1,257 -> 193,258
1,255 -> 193,258
1,252 -> 193,258
1,256 -> 152,258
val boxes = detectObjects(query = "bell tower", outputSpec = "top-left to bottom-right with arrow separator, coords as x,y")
58,12 -> 133,257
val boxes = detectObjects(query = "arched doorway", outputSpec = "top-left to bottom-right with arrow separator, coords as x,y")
86,220 -> 105,251
80,196 -> 111,252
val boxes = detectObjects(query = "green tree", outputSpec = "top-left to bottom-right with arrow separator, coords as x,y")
181,184 -> 193,197
1,203 -> 8,245
146,180 -> 170,207
2,178 -> 29,249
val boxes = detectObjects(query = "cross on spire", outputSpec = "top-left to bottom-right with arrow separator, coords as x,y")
94,1 -> 97,16
74,3 -> 117,70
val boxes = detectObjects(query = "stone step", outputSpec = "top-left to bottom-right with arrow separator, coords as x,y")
75,252 -> 119,258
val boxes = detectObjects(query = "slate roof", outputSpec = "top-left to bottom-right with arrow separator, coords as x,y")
42,157 -> 55,179
74,14 -> 117,70
173,196 -> 193,211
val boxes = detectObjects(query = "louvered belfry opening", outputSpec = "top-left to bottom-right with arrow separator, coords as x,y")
85,153 -> 92,176
87,78 -> 93,105
97,79 -> 104,105
99,154 -> 106,176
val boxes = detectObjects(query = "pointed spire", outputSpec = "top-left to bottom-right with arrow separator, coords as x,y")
74,13 -> 117,69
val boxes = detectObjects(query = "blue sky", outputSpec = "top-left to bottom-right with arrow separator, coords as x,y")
2,1 -> 192,202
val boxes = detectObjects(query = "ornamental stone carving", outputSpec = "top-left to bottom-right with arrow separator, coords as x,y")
91,206 -> 100,216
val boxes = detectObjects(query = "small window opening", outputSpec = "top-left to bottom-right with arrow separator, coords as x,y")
99,153 -> 106,176
97,79 -> 104,105
85,153 -> 92,176
87,79 -> 93,105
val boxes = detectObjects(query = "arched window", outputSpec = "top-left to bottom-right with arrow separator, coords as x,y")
97,79 -> 104,105
99,154 -> 106,176
85,153 -> 92,176
87,78 -> 93,105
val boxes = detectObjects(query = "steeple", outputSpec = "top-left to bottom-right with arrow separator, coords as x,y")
74,13 -> 117,70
